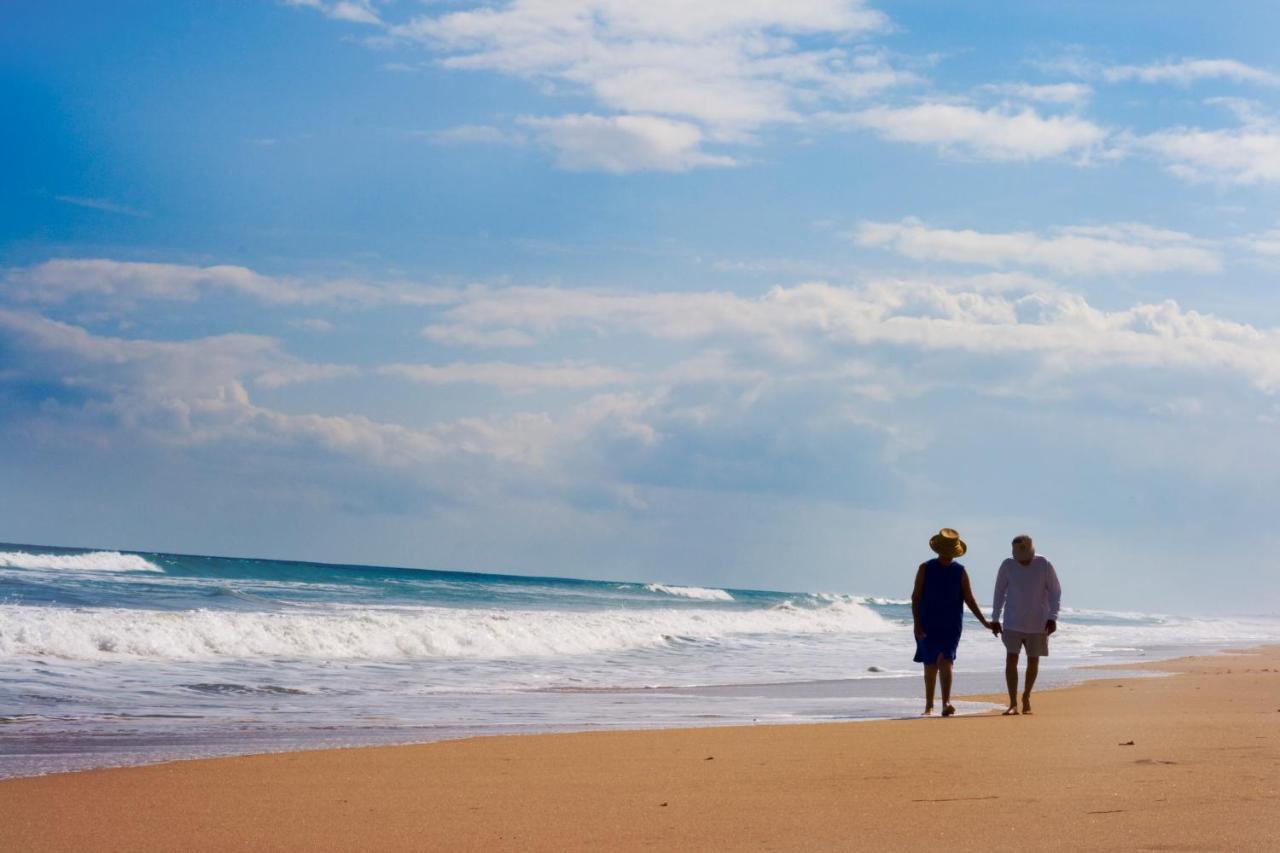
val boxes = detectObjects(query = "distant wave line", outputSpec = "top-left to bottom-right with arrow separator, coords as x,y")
0,551 -> 163,573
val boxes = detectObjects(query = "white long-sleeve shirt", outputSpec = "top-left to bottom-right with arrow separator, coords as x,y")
991,556 -> 1061,634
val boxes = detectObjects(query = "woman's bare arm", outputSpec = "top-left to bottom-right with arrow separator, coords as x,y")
961,569 -> 993,631
910,564 -> 926,640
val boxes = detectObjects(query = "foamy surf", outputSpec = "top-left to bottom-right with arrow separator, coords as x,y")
0,597 -> 890,662
2,543 -> 1278,781
0,550 -> 163,573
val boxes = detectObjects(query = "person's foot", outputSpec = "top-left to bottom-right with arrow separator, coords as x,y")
1001,705 -> 1019,716
921,705 -> 934,716
941,704 -> 956,717
1021,694 -> 1033,714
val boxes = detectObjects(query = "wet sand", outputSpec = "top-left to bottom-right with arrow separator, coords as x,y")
2,647 -> 1277,852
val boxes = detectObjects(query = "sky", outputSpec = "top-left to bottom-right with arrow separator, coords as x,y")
2,1 -> 1279,612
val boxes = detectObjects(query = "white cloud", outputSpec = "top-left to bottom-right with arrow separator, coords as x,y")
0,308 -> 276,390
519,113 -> 737,172
1103,58 -> 1280,87
423,325 -> 538,348
255,363 -> 359,390
709,259 -> 1060,294
0,309 -> 556,473
361,0 -> 915,170
12,256 -> 1273,403
709,257 -> 847,278
9,268 -> 1280,519
286,0 -> 381,26
53,195 -> 149,218
848,103 -> 1108,161
1137,123 -> 1280,186
425,285 -> 815,359
979,82 -> 1093,106
380,361 -> 631,390
420,124 -> 526,146
930,271 -> 1061,293
290,318 -> 336,333
2,259 -> 459,307
293,5 -> 1280,188
1240,229 -> 1280,258
855,218 -> 1222,275
5,259 -> 261,303
389,1 -> 896,135
1042,54 -> 1280,88
1150,396 -> 1204,418
330,1 -> 380,25
0,309 -> 354,396
422,279 -> 1280,391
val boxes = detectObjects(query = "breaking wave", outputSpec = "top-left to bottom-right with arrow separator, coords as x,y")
0,598 -> 890,662
644,583 -> 734,601
0,551 -> 163,573
813,593 -> 909,607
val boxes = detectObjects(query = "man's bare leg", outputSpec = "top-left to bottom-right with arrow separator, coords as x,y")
1022,656 -> 1039,713
937,653 -> 956,716
922,664 -> 937,715
1003,653 -> 1020,714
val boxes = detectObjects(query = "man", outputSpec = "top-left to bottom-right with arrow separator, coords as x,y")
990,534 -> 1061,715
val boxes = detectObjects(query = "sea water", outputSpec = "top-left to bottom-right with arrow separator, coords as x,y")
2,543 -> 1277,778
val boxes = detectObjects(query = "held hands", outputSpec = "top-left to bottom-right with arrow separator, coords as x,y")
989,620 -> 1002,637
1045,619 -> 1057,636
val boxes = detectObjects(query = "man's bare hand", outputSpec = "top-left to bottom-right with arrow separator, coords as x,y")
990,621 -> 1002,636
1045,619 -> 1057,636
913,624 -> 925,641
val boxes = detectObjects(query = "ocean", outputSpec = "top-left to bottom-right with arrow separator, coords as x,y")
2,543 -> 1277,779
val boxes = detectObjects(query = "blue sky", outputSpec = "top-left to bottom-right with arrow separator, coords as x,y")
3,1 -> 1279,611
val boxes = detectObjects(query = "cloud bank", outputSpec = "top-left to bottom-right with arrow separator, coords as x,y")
855,219 -> 1222,275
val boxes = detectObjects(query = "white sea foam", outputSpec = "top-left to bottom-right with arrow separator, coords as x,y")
0,551 -> 163,573
644,583 -> 734,601
1058,606 -> 1166,622
814,593 -> 910,607
0,598 -> 890,662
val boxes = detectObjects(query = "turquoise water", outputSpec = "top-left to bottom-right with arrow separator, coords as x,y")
2,542 -> 1277,778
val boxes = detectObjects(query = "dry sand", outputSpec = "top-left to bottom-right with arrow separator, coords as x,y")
3,647 -> 1278,852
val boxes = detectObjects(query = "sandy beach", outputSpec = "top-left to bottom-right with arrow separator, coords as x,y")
2,646 -> 1277,852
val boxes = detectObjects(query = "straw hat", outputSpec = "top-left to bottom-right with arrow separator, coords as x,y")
929,528 -> 967,558
1012,534 -> 1035,562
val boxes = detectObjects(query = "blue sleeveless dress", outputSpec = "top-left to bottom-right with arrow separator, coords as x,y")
913,558 -> 965,664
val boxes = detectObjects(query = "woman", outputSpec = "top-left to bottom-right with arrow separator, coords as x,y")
911,528 -> 994,716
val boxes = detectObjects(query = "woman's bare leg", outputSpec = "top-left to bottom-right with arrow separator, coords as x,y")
922,664 -> 937,714
937,653 -> 955,715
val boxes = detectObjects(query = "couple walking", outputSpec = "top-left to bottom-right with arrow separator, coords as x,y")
911,528 -> 1062,717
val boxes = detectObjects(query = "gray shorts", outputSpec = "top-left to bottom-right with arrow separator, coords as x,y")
1002,630 -> 1049,657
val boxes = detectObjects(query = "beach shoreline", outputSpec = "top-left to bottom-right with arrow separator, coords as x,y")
3,645 -> 1277,852
0,644 -> 1202,782
9,544 -> 1277,782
